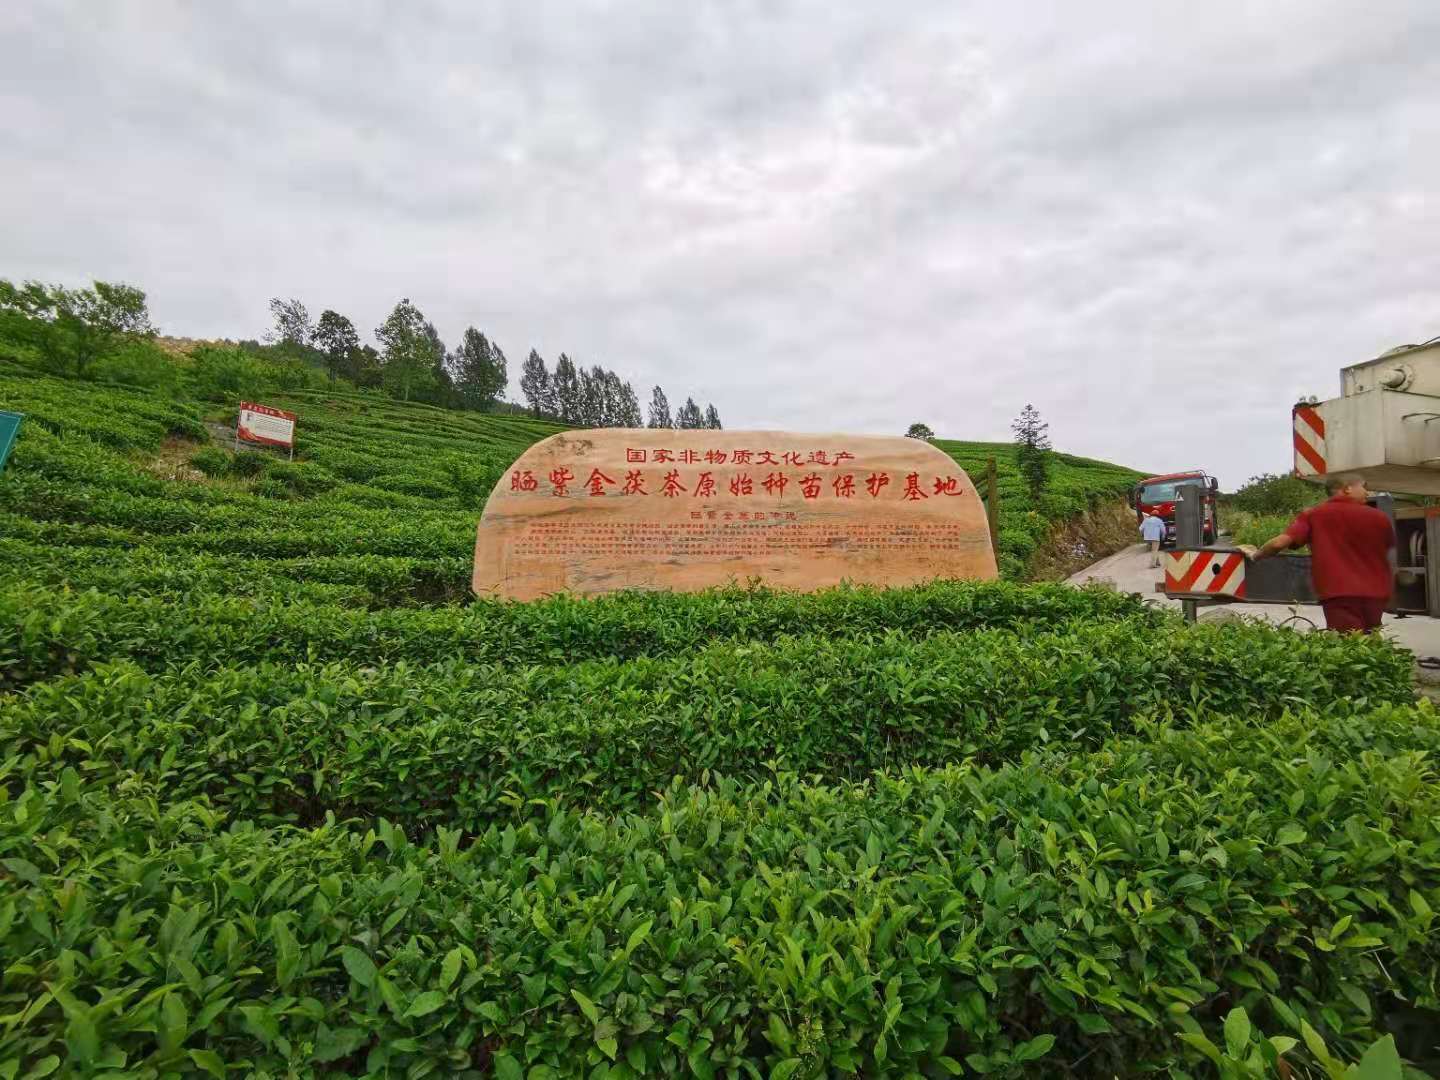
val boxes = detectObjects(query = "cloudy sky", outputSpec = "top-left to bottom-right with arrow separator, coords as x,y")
3,0 -> 1438,485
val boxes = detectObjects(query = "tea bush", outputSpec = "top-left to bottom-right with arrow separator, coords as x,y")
4,621 -> 1414,829
4,359 -> 1437,1077
1,708 -> 1436,1076
0,579 -> 1163,689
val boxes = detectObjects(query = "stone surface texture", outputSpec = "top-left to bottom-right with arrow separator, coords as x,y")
473,429 -> 997,600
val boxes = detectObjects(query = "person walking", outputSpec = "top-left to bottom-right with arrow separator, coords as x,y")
1238,473 -> 1394,632
1140,509 -> 1166,567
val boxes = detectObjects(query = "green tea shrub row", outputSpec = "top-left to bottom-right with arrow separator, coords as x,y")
0,580 -> 1164,689
6,621 -> 1413,828
2,708 -> 1436,1076
0,541 -> 471,607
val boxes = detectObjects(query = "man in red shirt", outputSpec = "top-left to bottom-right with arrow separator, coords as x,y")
1240,473 -> 1395,632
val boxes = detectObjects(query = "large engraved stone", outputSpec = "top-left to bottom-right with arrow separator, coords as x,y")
473,429 -> 997,600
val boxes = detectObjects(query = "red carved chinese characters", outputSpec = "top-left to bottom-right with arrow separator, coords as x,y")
511,470 -> 538,492
705,450 -> 728,464
763,472 -> 788,496
932,476 -> 962,496
586,468 -> 616,496
661,469 -> 686,497
902,472 -> 928,501
730,473 -> 753,496
799,473 -> 823,499
549,467 -> 575,496
654,449 -> 675,463
866,472 -> 890,498
622,470 -> 647,495
625,448 -> 646,463
833,474 -> 855,498
694,471 -> 716,498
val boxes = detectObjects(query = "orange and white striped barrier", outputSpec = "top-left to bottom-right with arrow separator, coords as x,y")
1293,403 -> 1326,477
1164,550 -> 1247,599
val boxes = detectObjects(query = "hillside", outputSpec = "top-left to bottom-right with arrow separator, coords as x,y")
0,363 -> 1139,603
1,361 -> 1437,1075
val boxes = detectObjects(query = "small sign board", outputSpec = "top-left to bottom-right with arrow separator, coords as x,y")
237,402 -> 296,452
474,429 -> 998,600
0,411 -> 23,474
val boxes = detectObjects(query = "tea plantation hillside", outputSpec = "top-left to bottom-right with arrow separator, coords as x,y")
2,360 -> 1438,1077
0,363 -> 1139,604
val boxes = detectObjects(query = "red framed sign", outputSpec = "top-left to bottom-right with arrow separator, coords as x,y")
237,401 -> 296,449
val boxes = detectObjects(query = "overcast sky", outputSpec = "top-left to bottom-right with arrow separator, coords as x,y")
4,1 -> 1438,485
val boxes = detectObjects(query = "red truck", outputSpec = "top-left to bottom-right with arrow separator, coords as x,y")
1131,470 -> 1219,546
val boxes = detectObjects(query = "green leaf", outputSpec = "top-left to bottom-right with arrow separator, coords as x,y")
22,1058 -> 59,1079
1275,824 -> 1306,846
439,947 -> 463,990
1223,1006 -> 1251,1058
341,946 -> 376,988
493,1053 -> 524,1080
65,1011 -> 99,1064
1178,1033 -> 1223,1065
313,1024 -> 367,1064
1014,1034 -> 1055,1062
771,1060 -> 803,1080
157,992 -> 188,1054
404,990 -> 448,1019
596,1036 -> 618,1061
187,1049 -> 226,1078
2,859 -> 41,884
571,989 -> 600,1026
624,919 -> 653,957
1352,1035 -> 1402,1080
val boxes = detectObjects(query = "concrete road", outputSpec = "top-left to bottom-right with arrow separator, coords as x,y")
1067,541 -> 1440,660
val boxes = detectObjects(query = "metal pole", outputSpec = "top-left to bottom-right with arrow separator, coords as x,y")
985,457 -> 999,554
1182,599 -> 1198,625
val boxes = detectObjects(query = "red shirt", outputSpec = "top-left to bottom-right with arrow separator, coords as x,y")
1284,496 -> 1394,600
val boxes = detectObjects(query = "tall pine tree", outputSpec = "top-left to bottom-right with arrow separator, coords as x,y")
619,381 -> 643,426
1011,403 -> 1052,499
552,354 -> 580,424
519,349 -> 551,417
647,386 -> 672,429
704,403 -> 722,430
676,396 -> 704,429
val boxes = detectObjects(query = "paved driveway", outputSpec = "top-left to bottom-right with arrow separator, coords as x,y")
1067,542 -> 1440,661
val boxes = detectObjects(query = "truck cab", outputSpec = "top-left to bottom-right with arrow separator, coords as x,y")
1131,471 -> 1219,546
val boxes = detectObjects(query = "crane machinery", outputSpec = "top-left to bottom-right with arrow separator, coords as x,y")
1164,336 -> 1440,619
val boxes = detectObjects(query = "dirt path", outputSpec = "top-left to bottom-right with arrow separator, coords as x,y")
1068,541 -> 1440,661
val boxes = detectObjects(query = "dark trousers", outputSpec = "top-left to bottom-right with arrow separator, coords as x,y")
1320,596 -> 1386,633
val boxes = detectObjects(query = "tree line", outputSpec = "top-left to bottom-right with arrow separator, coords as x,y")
271,296 -> 721,428
0,278 -> 723,430
519,352 -> 720,430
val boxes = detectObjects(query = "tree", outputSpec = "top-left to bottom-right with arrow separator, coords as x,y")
1011,403 -> 1052,499
647,386 -> 672,429
704,403 -> 723,430
577,366 -> 602,426
552,354 -> 581,424
0,279 -> 156,379
905,422 -> 935,440
519,349 -> 552,417
352,344 -> 383,388
374,298 -> 438,402
619,381 -> 643,426
675,396 -> 704,429
312,310 -> 360,382
451,327 -> 508,410
267,297 -> 312,351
